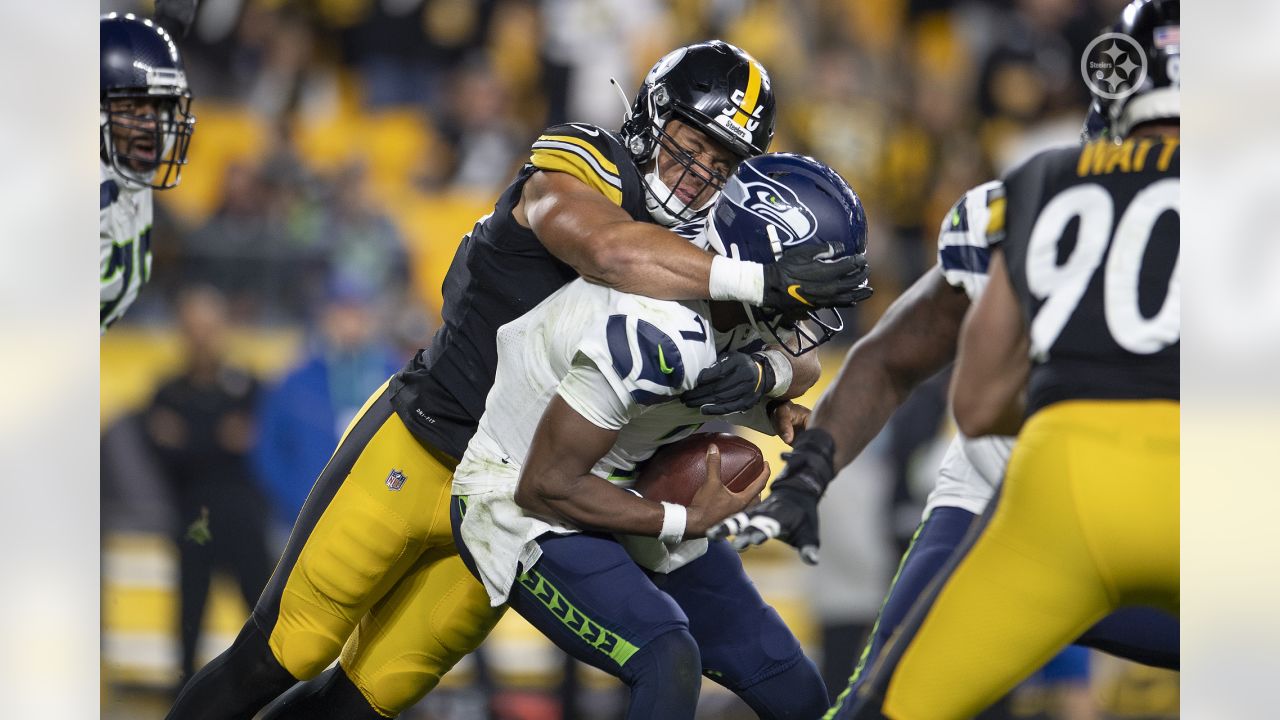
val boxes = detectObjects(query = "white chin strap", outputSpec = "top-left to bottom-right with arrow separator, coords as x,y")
642,137 -> 721,227
644,171 -> 691,227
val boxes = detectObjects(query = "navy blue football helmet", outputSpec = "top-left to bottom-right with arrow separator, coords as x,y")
621,41 -> 777,226
706,153 -> 869,355
101,13 -> 195,189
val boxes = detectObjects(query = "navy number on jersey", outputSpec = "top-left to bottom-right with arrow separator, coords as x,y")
606,314 -> 686,405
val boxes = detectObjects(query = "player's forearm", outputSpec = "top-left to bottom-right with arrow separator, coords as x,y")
515,469 -> 667,536
810,270 -> 968,470
577,220 -> 719,301
809,345 -> 914,470
527,171 -> 744,302
776,345 -> 821,400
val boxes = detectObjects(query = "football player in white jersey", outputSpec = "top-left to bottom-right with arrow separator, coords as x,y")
449,154 -> 870,720
711,146 -> 1179,719
100,13 -> 195,334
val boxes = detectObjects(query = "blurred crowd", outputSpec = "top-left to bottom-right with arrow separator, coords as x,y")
103,0 -> 1127,333
101,1 -> 1176,717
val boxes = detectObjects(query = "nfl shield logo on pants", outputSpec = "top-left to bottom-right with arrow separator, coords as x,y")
385,469 -> 407,491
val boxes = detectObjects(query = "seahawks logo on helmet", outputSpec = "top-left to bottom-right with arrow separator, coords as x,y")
721,164 -> 817,248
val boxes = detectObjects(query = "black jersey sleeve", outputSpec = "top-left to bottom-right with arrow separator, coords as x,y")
528,123 -> 647,220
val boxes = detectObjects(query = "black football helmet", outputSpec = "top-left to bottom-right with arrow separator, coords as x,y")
621,41 -> 777,226
101,13 -> 195,189
706,153 -> 869,356
1092,0 -> 1179,139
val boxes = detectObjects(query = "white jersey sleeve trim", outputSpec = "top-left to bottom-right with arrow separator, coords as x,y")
557,353 -> 633,431
937,180 -> 1003,301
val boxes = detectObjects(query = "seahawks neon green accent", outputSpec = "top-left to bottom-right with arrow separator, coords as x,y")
658,345 -> 675,374
517,568 -> 639,666
823,518 -> 928,719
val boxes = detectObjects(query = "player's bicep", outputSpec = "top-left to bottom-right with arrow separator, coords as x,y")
527,394 -> 620,481
521,170 -> 634,279
517,394 -> 622,513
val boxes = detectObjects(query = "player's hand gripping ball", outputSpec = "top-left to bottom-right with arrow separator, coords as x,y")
634,433 -> 766,506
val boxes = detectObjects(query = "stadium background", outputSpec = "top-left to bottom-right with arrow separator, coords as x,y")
99,0 -> 1179,717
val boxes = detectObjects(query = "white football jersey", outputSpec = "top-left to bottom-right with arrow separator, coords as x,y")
100,161 -> 154,334
928,181 -> 1016,516
452,278 -> 773,603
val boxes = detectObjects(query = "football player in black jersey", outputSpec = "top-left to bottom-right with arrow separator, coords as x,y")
713,129 -> 1177,720
841,2 -> 1179,718
167,41 -> 872,720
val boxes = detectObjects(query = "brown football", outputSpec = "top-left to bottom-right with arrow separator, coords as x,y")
633,433 -> 767,506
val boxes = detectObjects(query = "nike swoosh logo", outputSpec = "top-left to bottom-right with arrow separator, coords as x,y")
658,345 -> 675,374
568,123 -> 600,137
786,284 -> 814,307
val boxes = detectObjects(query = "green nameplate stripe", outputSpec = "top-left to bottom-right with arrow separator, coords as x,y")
606,467 -> 636,484
517,568 -> 639,666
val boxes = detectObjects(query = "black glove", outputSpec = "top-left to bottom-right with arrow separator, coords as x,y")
706,428 -> 837,565
762,244 -> 874,312
681,351 -> 775,415
155,0 -> 199,37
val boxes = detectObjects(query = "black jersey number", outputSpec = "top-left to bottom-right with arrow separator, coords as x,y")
1026,178 -> 1179,357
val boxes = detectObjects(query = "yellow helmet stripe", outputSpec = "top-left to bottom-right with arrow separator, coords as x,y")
732,60 -> 763,129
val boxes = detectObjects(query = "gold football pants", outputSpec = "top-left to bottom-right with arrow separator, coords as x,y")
868,400 -> 1179,720
254,381 -> 505,716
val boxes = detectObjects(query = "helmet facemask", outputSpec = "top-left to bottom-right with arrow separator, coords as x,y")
101,90 -> 194,190
635,88 -> 733,226
706,218 -> 845,357
619,40 -> 775,227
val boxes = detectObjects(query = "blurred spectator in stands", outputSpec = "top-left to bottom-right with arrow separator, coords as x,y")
180,159 -> 280,318
144,285 -> 272,689
253,276 -> 400,538
792,47 -> 889,212
432,56 -> 525,193
975,0 -> 1105,169
334,0 -> 497,110
538,0 -> 667,127
314,159 -> 413,314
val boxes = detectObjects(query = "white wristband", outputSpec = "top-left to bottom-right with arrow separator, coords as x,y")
759,349 -> 794,398
709,255 -> 765,304
659,502 -> 687,544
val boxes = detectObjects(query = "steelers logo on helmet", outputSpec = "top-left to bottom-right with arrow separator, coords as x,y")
713,57 -> 771,152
